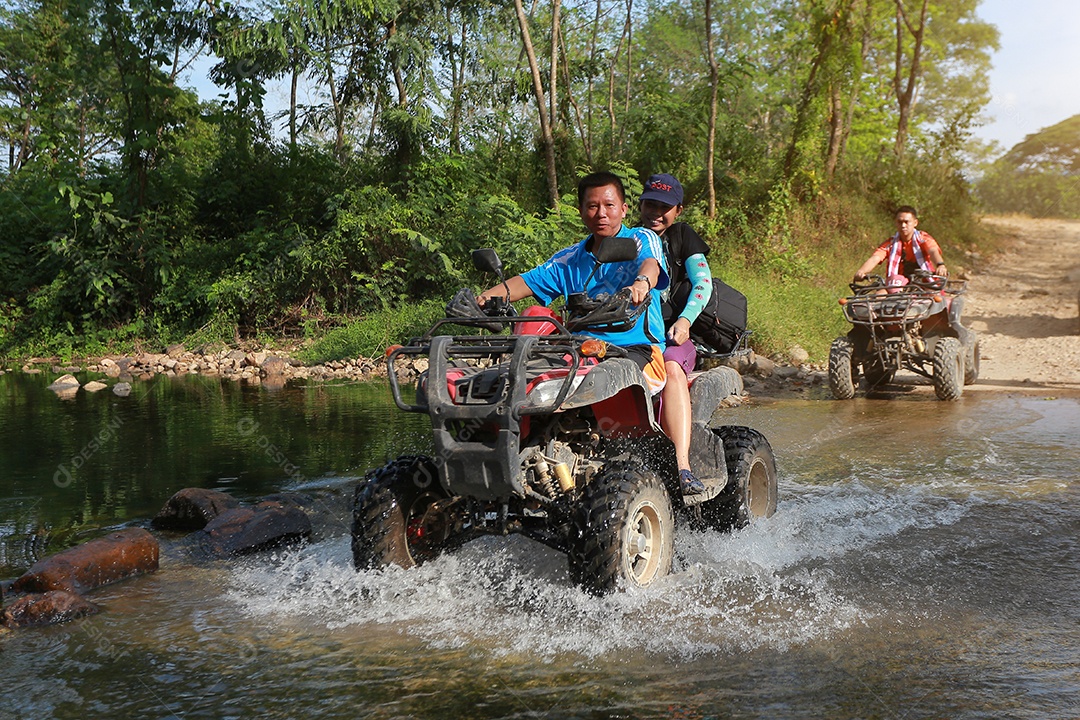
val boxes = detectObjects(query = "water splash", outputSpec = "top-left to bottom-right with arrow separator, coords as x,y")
225,477 -> 981,661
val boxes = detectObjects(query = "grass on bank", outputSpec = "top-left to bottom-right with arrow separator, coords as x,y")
0,205 -> 1006,369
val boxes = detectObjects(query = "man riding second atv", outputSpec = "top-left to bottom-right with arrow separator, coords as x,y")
853,205 -> 948,289
477,171 -> 711,500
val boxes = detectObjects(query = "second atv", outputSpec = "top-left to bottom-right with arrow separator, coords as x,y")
828,271 -> 980,400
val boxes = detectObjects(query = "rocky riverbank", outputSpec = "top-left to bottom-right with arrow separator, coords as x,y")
4,342 -> 829,401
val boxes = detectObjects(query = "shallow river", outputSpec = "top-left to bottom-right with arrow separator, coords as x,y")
2,373 -> 1078,719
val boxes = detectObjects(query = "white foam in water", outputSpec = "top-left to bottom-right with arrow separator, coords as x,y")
226,478 -> 976,660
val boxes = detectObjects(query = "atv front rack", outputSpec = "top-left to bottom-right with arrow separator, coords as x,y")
386,316 -> 588,500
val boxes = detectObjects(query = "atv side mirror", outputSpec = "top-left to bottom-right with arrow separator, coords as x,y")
593,235 -> 638,264
581,235 -> 640,290
472,248 -> 504,279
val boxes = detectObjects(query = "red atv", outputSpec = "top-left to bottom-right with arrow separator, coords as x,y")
828,271 -> 980,400
352,239 -> 778,594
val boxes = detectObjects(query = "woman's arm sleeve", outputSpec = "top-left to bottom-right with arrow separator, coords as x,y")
678,254 -> 713,323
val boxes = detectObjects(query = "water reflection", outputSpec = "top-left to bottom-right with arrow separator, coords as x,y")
0,372 -> 429,575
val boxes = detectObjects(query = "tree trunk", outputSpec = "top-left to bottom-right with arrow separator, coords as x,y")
447,11 -> 467,154
289,59 -> 298,152
549,0 -> 561,130
560,29 -> 589,163
840,0 -> 874,163
585,0 -> 602,162
893,0 -> 929,159
824,82 -> 844,178
622,0 -> 633,117
607,6 -> 630,156
514,0 -> 559,209
705,0 -> 718,217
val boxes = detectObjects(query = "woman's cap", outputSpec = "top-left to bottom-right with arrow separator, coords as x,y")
640,173 -> 683,206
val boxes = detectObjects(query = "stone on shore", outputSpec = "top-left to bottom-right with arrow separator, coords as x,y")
152,488 -> 242,531
199,501 -> 312,557
1,590 -> 99,628
260,356 -> 288,377
12,528 -> 159,595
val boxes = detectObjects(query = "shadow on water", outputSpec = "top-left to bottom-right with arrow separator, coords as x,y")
2,373 -> 1079,719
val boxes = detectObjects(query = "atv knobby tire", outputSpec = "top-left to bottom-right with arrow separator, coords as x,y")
933,336 -> 965,401
964,338 -> 980,386
828,336 -> 857,399
568,462 -> 674,595
699,427 -> 778,531
352,455 -> 458,570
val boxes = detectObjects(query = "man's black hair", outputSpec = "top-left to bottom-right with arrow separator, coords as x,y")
578,171 -> 625,206
895,205 -> 918,218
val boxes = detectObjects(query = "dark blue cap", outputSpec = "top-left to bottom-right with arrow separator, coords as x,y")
640,173 -> 684,206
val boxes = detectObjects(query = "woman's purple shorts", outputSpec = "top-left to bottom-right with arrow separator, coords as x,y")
663,339 -> 696,376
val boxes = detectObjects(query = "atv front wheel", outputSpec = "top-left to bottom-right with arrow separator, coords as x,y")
828,337 -> 857,399
352,455 -> 463,570
933,337 -> 965,401
699,427 -> 778,531
568,463 -> 674,595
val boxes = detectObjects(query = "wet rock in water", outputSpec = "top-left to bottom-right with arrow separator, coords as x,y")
1,590 -> 99,628
152,488 -> 242,530
199,501 -> 312,557
48,374 -> 81,396
83,380 -> 109,393
12,528 -> 159,595
112,382 -> 132,397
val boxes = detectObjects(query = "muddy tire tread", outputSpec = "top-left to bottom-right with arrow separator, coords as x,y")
351,455 -> 435,570
568,463 -> 673,595
699,426 -> 778,532
933,336 -> 965,400
828,336 -> 857,399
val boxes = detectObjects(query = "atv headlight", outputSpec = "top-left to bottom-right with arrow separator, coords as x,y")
525,374 -> 586,408
846,301 -> 872,321
905,299 -> 932,319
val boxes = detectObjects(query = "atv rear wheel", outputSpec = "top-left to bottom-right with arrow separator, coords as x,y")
933,337 -> 965,401
568,463 -> 674,595
699,427 -> 778,531
828,337 -> 857,399
352,455 -> 461,570
964,338 -> 980,385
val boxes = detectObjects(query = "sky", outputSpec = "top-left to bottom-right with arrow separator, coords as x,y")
973,0 -> 1080,152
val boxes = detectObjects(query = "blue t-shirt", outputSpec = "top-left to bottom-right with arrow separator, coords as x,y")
521,225 -> 669,348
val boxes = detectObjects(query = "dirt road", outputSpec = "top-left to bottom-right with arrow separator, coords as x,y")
964,215 -> 1080,395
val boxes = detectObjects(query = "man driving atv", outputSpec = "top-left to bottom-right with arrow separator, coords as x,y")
476,172 -> 712,498
853,205 -> 948,287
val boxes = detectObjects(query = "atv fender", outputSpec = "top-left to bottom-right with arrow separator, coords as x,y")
560,358 -> 660,435
687,366 -> 743,425
946,295 -> 977,349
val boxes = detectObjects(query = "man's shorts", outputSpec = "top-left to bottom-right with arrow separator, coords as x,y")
624,344 -> 667,395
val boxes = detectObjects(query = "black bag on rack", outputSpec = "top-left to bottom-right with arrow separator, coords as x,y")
668,278 -> 747,355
